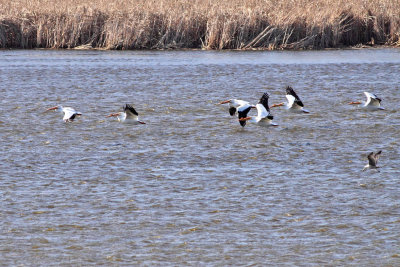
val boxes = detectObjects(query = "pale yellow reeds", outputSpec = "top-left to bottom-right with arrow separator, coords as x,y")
0,0 -> 399,49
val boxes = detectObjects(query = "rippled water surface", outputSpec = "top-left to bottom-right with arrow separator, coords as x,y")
1,49 -> 399,266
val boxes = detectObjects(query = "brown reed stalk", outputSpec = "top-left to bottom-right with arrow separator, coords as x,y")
0,0 -> 399,50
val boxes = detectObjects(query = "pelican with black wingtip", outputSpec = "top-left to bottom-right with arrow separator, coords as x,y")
239,92 -> 278,127
219,99 -> 255,117
362,150 -> 382,172
349,92 -> 385,110
271,86 -> 310,113
46,105 -> 82,122
106,104 -> 146,124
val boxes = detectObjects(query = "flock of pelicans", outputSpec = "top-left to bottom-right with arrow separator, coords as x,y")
46,86 -> 384,172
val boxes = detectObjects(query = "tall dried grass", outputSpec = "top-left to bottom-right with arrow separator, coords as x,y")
0,0 -> 399,49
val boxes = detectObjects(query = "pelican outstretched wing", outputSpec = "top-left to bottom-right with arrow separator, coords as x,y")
364,92 -> 382,106
286,86 -> 304,107
367,150 -> 382,167
258,92 -> 273,120
237,104 -> 253,127
63,107 -> 78,121
124,104 -> 139,119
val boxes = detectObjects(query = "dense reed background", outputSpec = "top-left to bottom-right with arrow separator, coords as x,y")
1,0 -> 400,50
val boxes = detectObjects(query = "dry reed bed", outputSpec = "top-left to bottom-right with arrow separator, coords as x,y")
0,0 -> 399,50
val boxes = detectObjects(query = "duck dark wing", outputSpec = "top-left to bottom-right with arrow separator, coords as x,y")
286,86 -> 304,107
124,104 -> 139,118
238,106 -> 252,127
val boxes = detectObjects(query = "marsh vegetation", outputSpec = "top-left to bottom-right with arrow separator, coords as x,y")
1,0 -> 399,50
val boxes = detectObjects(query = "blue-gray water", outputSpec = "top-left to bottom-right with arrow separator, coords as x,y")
1,49 -> 399,266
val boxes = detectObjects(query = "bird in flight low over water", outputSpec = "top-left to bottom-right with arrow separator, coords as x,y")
219,99 -> 256,127
106,104 -> 146,124
349,92 -> 385,110
46,105 -> 82,122
219,99 -> 255,117
238,92 -> 278,127
270,86 -> 310,113
362,150 -> 382,172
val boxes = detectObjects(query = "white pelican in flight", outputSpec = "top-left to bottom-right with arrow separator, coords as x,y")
46,105 -> 82,122
106,104 -> 146,124
271,86 -> 309,113
349,92 -> 385,110
239,92 -> 278,127
219,99 -> 255,117
362,150 -> 382,172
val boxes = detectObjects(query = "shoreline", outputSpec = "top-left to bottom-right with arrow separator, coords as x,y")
1,44 -> 398,52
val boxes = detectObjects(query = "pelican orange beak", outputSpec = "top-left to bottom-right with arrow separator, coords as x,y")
349,101 -> 361,105
139,121 -> 146,124
219,100 -> 231,104
238,117 -> 251,121
271,103 -> 284,108
106,113 -> 120,118
46,106 -> 58,111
